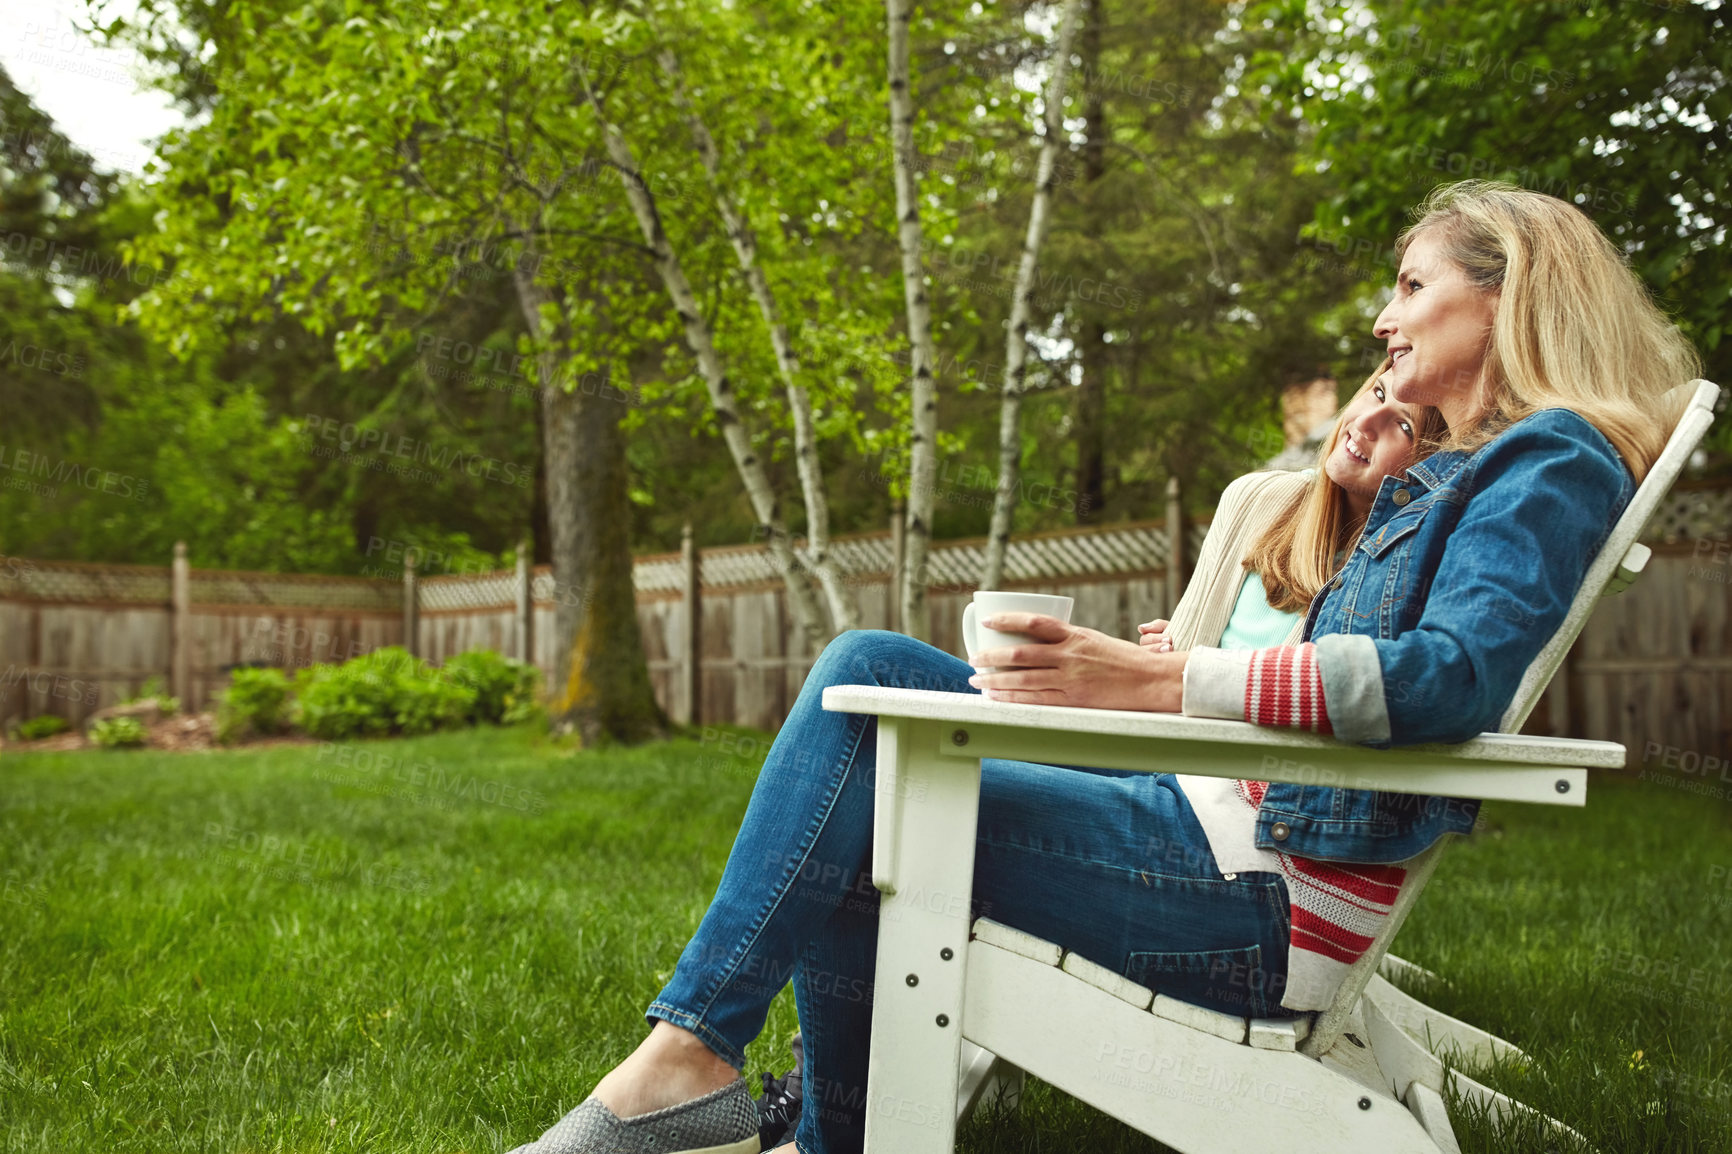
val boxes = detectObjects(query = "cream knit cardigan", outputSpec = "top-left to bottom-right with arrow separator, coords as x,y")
1169,467 -> 1395,1014
1166,469 -> 1311,652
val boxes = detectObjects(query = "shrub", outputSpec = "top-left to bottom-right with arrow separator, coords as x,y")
500,682 -> 543,726
91,716 -> 148,749
293,647 -> 475,741
129,675 -> 180,716
215,668 -> 292,743
394,672 -> 476,736
16,715 -> 71,741
293,654 -> 400,741
440,649 -> 542,725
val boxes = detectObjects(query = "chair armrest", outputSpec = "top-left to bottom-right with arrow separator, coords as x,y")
821,686 -> 1622,807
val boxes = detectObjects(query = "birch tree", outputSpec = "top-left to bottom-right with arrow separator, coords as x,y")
575,60 -> 833,653
655,46 -> 860,632
885,0 -> 942,641
979,0 -> 1084,591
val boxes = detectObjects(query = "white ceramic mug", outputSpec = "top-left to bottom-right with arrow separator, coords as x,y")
962,590 -> 1076,669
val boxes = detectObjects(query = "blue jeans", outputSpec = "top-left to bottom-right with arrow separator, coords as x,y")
647,631 -> 1293,1154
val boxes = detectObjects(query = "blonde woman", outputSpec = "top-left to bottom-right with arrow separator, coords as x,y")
973,180 -> 1697,1011
508,182 -> 1699,1154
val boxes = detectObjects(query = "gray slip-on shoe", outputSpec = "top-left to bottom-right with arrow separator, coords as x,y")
506,1080 -> 761,1154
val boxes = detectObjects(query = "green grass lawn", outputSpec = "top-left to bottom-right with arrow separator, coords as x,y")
2,725 -> 1728,1153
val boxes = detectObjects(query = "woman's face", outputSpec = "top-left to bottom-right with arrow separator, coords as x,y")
1324,378 -> 1428,511
1372,231 -> 1498,428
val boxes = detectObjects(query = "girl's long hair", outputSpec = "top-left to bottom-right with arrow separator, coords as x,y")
1245,362 -> 1448,613
1399,181 -> 1701,481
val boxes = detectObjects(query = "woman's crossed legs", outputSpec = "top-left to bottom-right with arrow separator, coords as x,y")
543,630 -> 1293,1154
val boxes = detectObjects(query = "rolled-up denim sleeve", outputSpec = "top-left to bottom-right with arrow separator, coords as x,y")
1313,633 -> 1389,744
1316,412 -> 1632,747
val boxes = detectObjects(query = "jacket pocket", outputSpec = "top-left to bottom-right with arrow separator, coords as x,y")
1358,505 -> 1431,560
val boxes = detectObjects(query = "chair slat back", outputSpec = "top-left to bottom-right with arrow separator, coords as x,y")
1300,380 -> 1721,1058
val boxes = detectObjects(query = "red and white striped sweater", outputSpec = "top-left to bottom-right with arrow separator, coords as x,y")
1237,644 -> 1409,1011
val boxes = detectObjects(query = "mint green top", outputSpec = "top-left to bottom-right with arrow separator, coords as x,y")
1218,570 -> 1302,651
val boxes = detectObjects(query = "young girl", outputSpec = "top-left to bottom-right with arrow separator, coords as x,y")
1142,365 -> 1447,658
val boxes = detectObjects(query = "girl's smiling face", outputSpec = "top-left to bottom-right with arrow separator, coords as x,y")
1324,377 -> 1431,515
1372,231 -> 1499,430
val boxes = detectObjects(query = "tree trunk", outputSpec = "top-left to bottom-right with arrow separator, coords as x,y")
352,493 -> 381,567
530,392 -> 552,563
657,47 -> 860,632
885,0 -> 940,639
513,258 -> 667,746
1073,0 -> 1109,525
1074,318 -> 1108,522
578,63 -> 831,654
978,0 -> 1084,590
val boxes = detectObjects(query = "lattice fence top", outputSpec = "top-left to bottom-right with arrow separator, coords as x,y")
420,571 -> 518,612
5,482 -> 1728,608
630,519 -> 1210,595
189,570 -> 400,611
1645,484 -> 1732,544
0,560 -> 172,604
0,559 -> 398,610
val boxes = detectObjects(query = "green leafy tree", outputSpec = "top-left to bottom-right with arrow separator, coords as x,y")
889,0 -> 1356,543
1,53 -> 541,574
118,0 -> 672,743
0,63 -> 122,448
1249,0 -> 1730,461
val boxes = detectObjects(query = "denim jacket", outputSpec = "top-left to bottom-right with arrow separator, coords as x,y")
1254,408 -> 1635,863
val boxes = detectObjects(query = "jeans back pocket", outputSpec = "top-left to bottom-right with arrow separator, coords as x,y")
1124,943 -> 1284,1020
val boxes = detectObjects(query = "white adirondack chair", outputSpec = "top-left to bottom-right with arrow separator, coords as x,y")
821,381 -> 1720,1154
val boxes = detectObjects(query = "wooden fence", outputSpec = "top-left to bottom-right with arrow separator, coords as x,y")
0,514 -> 1202,730
629,515 -> 1206,733
3,481 -> 1730,764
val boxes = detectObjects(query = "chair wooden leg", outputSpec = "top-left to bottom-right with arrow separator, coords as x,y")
863,718 -> 982,1154
1447,1068 -> 1595,1151
1364,972 -> 1532,1066
1359,978 -> 1592,1152
956,1041 -> 1023,1126
1404,1082 -> 1463,1154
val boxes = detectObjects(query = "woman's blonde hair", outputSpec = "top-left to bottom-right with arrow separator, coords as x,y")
1399,180 -> 1701,481
1246,362 -> 1449,613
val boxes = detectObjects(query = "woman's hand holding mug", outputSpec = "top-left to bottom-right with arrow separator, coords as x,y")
967,608 -> 1186,712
